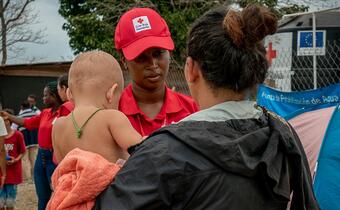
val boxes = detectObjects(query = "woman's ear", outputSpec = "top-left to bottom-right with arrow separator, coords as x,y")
184,57 -> 199,84
62,85 -> 68,93
106,83 -> 118,103
66,88 -> 73,102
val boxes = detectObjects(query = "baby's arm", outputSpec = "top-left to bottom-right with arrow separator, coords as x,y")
52,119 -> 63,163
109,111 -> 142,151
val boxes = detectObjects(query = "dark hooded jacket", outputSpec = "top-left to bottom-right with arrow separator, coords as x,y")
93,110 -> 319,210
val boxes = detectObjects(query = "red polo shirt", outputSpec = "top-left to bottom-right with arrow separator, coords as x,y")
59,101 -> 74,116
23,102 -> 74,149
119,84 -> 198,136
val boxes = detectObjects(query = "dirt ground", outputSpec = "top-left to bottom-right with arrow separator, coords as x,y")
16,181 -> 38,210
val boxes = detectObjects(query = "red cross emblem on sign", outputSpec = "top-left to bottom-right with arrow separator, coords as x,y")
266,42 -> 277,66
137,18 -> 144,24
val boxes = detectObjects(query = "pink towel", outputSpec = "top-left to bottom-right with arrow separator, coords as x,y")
47,148 -> 121,210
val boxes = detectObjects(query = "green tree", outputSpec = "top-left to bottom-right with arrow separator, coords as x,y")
59,0 -> 232,66
59,0 -> 308,66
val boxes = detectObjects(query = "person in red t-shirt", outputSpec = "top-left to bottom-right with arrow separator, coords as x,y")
0,81 -> 73,210
115,8 -> 199,136
0,109 -> 26,210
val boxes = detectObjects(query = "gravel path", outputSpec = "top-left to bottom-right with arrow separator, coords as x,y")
16,181 -> 38,210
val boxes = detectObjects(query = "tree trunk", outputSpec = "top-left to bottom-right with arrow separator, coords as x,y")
1,24 -> 7,65
0,0 -> 7,65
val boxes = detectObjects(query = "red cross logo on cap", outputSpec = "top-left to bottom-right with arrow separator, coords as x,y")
137,18 -> 144,24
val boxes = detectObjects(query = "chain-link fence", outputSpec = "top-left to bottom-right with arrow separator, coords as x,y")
167,40 -> 340,95
265,40 -> 340,92
122,40 -> 340,96
166,66 -> 190,95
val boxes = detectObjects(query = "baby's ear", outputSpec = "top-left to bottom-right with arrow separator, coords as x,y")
66,88 -> 73,102
106,83 -> 118,103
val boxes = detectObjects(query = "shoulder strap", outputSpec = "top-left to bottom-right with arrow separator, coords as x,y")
71,108 -> 103,139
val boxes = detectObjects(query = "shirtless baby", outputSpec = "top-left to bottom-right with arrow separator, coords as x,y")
52,50 -> 142,163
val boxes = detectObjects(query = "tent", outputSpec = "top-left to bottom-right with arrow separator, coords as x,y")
287,105 -> 340,210
257,84 -> 340,209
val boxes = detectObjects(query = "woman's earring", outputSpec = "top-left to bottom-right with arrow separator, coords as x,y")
123,63 -> 128,70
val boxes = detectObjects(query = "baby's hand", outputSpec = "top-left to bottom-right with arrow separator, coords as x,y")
116,159 -> 126,167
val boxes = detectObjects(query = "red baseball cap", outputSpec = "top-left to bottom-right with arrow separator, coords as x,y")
115,8 -> 174,61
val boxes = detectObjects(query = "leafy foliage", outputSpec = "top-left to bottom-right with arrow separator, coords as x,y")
59,0 -> 308,65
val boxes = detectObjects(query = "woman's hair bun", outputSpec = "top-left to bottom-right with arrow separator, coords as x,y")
223,9 -> 244,47
223,4 -> 278,48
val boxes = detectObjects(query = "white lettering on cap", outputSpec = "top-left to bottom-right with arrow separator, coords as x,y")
132,16 -> 151,33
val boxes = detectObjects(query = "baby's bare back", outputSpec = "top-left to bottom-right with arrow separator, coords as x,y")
53,109 -> 129,163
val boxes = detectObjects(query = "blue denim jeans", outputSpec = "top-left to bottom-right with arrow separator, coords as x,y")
34,148 -> 56,210
0,184 -> 17,208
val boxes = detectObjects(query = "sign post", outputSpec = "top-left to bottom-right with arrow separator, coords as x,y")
313,12 -> 317,89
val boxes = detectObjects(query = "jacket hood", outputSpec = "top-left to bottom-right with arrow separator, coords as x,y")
152,111 -> 318,209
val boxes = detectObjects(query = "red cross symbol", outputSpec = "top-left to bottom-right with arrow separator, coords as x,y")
137,18 -> 144,24
266,42 -> 277,66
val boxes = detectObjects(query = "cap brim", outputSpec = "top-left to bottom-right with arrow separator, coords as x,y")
122,36 -> 174,61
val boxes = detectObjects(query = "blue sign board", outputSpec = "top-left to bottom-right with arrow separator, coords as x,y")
297,30 -> 326,56
299,31 -> 324,48
257,83 -> 340,118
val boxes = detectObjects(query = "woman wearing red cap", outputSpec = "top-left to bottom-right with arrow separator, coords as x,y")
115,8 -> 198,136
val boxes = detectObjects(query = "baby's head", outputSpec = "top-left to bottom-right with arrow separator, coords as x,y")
68,50 -> 124,109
